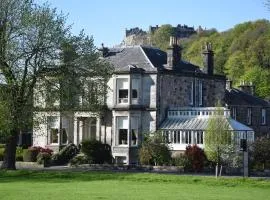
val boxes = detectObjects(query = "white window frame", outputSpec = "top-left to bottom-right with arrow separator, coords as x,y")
199,80 -> 203,106
131,79 -> 139,105
116,78 -> 129,104
261,108 -> 266,125
232,107 -> 237,120
116,116 -> 129,146
131,116 -> 139,146
189,82 -> 194,106
47,116 -> 59,145
247,108 -> 252,125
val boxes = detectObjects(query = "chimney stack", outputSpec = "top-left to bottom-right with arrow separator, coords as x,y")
166,36 -> 181,70
98,43 -> 109,58
202,42 -> 214,75
239,81 -> 255,96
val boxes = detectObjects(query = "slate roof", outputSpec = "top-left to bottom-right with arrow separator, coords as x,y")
105,45 -> 202,73
105,46 -> 157,72
225,88 -> 270,107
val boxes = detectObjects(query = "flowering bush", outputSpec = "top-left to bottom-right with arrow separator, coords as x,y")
23,146 -> 53,162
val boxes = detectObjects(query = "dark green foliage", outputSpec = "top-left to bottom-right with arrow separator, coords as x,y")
81,140 -> 112,164
172,154 -> 190,168
250,137 -> 270,170
37,152 -> 51,166
182,19 -> 270,99
69,154 -> 89,166
16,147 -> 23,161
185,145 -> 206,172
23,148 -> 39,162
0,148 -> 4,161
51,144 -> 79,165
139,132 -> 171,166
151,24 -> 175,51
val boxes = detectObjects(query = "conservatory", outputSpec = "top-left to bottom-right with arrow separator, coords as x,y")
160,107 -> 254,151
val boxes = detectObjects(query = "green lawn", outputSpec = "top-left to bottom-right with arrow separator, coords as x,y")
0,170 -> 269,200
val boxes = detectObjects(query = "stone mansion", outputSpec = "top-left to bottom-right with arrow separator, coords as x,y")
33,37 -> 269,164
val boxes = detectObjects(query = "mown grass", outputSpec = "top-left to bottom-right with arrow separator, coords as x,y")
0,170 -> 269,200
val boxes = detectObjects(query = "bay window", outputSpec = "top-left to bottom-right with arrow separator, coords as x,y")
117,78 -> 129,104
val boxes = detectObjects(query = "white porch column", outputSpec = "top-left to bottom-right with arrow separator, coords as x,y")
78,120 -> 84,144
96,117 -> 101,141
73,118 -> 78,145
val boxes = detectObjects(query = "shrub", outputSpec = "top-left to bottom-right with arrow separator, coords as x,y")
37,152 -> 51,165
51,144 -> 79,165
69,154 -> 89,166
0,144 -> 5,148
81,140 -> 112,164
16,147 -> 24,161
23,148 -> 39,162
172,154 -> 191,168
250,137 -> 270,170
139,132 -> 171,166
184,145 -> 206,172
23,146 -> 53,162
0,148 -> 4,161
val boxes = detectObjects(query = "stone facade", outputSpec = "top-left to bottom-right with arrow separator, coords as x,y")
33,37 -> 269,164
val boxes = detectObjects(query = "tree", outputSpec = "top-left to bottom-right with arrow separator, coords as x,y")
251,137 -> 270,170
204,107 -> 232,177
0,0 -> 112,169
139,132 -> 171,166
151,24 -> 175,51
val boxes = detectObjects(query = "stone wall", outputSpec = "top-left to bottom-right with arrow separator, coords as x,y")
158,74 -> 226,123
229,106 -> 270,137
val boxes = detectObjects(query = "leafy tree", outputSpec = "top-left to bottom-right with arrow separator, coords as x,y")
139,131 -> 171,166
204,107 -> 232,177
251,137 -> 270,170
0,0 -> 112,169
151,24 -> 175,51
182,19 -> 270,99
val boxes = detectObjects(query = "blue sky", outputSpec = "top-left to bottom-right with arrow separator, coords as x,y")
38,0 -> 269,47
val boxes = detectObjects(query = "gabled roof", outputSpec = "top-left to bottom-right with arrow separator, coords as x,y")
225,88 -> 270,107
105,45 -> 202,73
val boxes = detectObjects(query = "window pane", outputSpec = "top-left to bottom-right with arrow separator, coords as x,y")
132,89 -> 138,98
119,89 -> 128,103
51,128 -> 58,143
62,129 -> 68,144
119,129 -> 128,144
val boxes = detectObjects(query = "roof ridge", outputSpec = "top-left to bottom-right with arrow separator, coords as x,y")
139,45 -> 156,69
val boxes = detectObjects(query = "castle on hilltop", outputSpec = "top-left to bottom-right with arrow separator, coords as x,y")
123,24 -> 205,46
